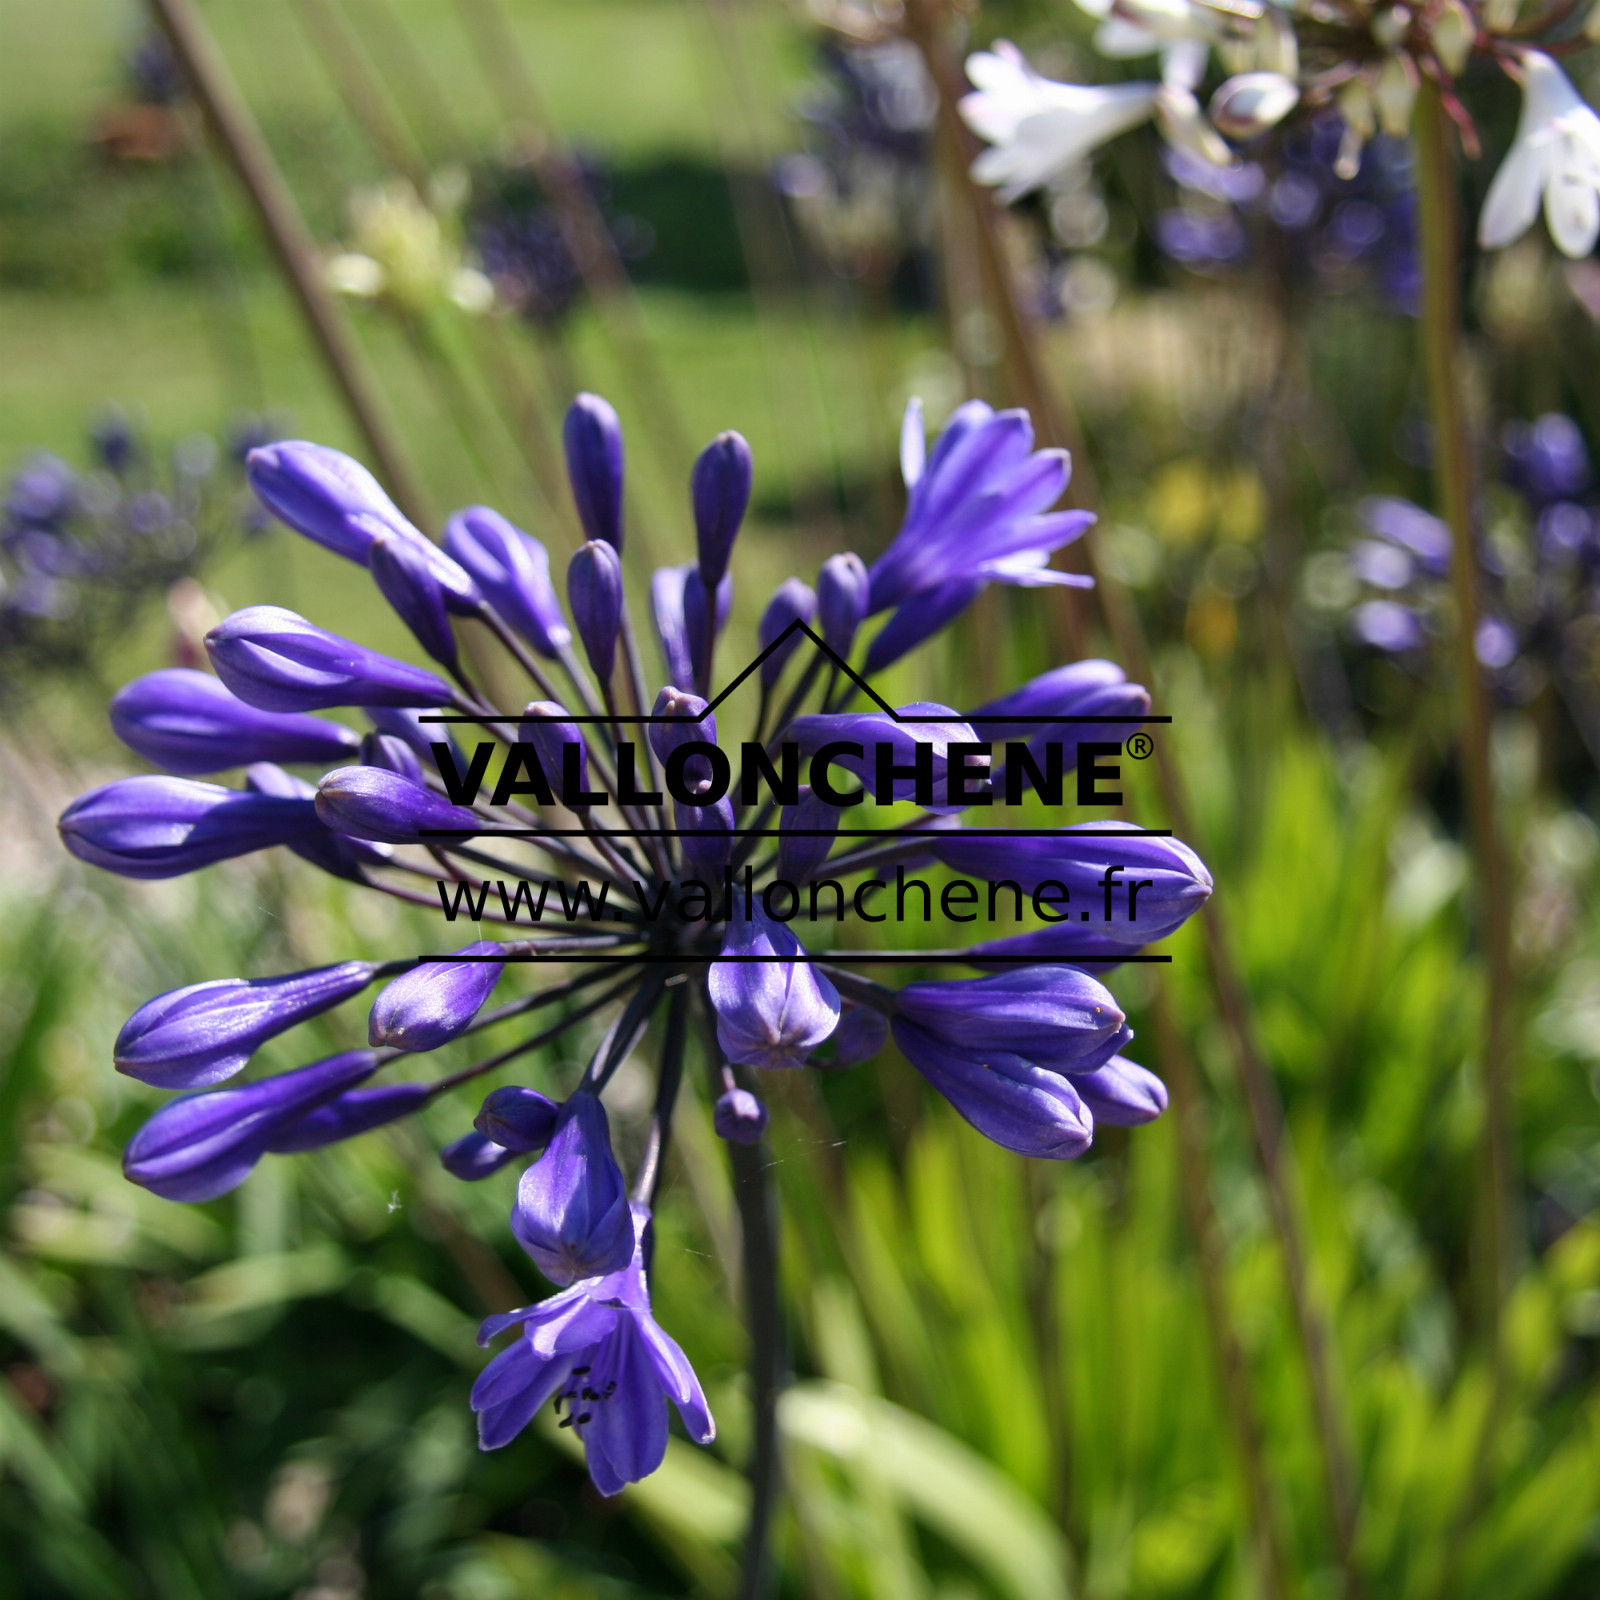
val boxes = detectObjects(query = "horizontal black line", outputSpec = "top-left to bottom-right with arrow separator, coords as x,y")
416,714 -> 1173,726
424,952 -> 1170,964
418,827 -> 1173,838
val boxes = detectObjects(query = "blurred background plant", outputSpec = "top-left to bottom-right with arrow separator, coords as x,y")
6,0 -> 1600,1597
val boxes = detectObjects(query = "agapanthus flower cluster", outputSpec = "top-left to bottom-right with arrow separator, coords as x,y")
777,23 -> 938,286
962,0 -> 1600,262
1157,111 -> 1420,314
0,414 -> 263,693
469,158 -> 648,327
1343,413 -> 1600,715
58,388 -> 1211,1498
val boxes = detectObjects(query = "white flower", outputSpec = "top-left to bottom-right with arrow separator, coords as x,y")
1480,52 -> 1600,260
961,42 -> 1158,199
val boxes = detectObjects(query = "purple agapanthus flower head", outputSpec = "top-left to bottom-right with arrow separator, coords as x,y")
60,390 -> 1207,1509
474,1203 -> 714,1494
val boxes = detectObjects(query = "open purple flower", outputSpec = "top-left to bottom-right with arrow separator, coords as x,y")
474,1204 -> 714,1495
865,399 -> 1095,641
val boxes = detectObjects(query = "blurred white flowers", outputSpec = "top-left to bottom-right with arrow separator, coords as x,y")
960,43 -> 1159,200
327,177 -> 494,318
1479,52 -> 1600,259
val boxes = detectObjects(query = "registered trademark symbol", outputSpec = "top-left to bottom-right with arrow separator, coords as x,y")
1126,733 -> 1154,760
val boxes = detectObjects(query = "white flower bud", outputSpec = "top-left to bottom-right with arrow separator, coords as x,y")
1374,53 -> 1419,138
1433,0 -> 1475,75
1208,72 -> 1300,140
1371,5 -> 1412,51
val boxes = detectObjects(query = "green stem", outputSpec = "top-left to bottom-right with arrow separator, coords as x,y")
1414,87 -> 1517,1338
1414,86 -> 1519,1595
145,0 -> 432,527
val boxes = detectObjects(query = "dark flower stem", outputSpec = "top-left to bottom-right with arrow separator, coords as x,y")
144,0 -> 432,527
635,982 -> 690,1213
727,1075 -> 783,1598
1414,84 -> 1518,1591
432,973 -> 640,1091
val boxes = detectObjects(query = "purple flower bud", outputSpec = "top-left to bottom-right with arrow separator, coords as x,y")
970,660 -> 1149,744
268,1081 -> 435,1151
971,662 -> 1152,794
123,1049 -> 379,1202
563,393 -> 625,551
816,553 -> 869,657
511,1092 -> 633,1285
115,960 -> 376,1090
758,577 -> 815,687
828,1004 -> 888,1066
649,687 -> 716,794
962,924 -> 1139,972
895,967 -> 1129,1075
1066,1054 -> 1166,1126
444,506 -> 571,658
109,668 -> 359,776
441,1130 -> 517,1181
368,941 -> 506,1051
682,569 -> 735,695
246,441 -> 410,565
516,701 -> 590,803
709,910 -> 840,1070
932,825 -> 1211,945
714,1085 -> 769,1144
1358,496 -> 1451,577
475,1086 -> 561,1152
358,730 -> 425,783
892,1020 -> 1093,1160
1476,615 -> 1518,670
58,775 -> 324,880
1352,599 -> 1426,653
777,785 -> 840,883
206,606 -> 455,713
1504,413 -> 1590,506
651,564 -> 694,687
243,763 -> 393,881
568,540 -> 624,684
247,442 -> 479,605
369,531 -> 458,665
677,793 -> 735,878
864,578 -> 980,674
315,765 -> 483,845
369,705 -> 459,764
1349,540 -> 1412,590
692,430 -> 752,590
789,704 -> 988,813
